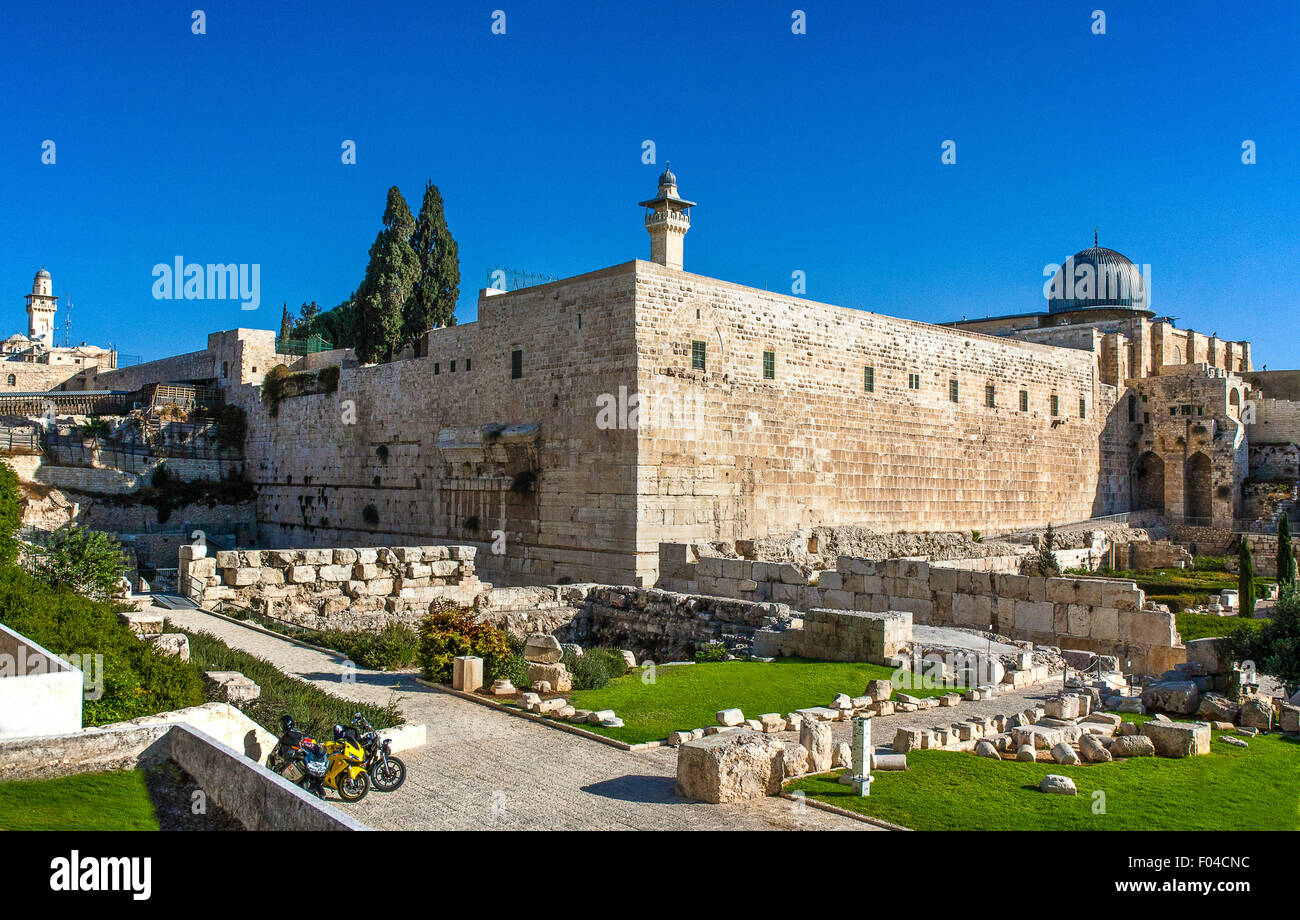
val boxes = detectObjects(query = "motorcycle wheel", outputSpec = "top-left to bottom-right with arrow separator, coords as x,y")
335,769 -> 370,803
370,756 -> 406,792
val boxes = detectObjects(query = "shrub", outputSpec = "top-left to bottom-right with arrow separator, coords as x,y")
563,646 -> 629,691
1194,554 -> 1229,572
24,525 -> 127,601
1024,524 -> 1062,577
0,461 -> 21,567
415,601 -> 513,683
1231,581 -> 1300,695
498,649 -> 531,690
317,623 -> 420,671
695,641 -> 729,663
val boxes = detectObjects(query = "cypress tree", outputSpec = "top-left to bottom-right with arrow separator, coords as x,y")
354,187 -> 419,364
1238,538 -> 1256,619
1278,513 -> 1296,586
279,303 -> 294,341
408,180 -> 460,347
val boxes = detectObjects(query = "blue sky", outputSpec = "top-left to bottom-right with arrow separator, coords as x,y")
3,1 -> 1297,367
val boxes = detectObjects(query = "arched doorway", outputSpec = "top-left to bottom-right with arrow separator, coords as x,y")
1135,451 -> 1165,513
1184,452 -> 1214,523
1229,389 -> 1242,417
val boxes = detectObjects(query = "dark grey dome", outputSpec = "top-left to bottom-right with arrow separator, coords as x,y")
1047,245 -> 1147,313
657,163 -> 676,187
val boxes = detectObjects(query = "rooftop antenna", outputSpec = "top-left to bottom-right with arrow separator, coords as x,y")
63,291 -> 73,348
1094,226 -> 1099,248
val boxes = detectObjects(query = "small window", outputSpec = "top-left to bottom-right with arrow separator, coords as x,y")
450,360 -> 457,373
949,379 -> 959,403
5,374 -> 14,386
691,340 -> 706,371
762,351 -> 775,380
434,362 -> 440,375
511,349 -> 522,379
577,313 -> 582,330
1020,390 -> 1029,412
1144,412 -> 1150,424
1128,394 -> 1137,423
908,372 -> 920,390
1079,398 -> 1087,419
863,366 -> 875,393
985,384 -> 995,408
1051,394 -> 1060,417
1170,407 -> 1178,416
465,358 -> 472,372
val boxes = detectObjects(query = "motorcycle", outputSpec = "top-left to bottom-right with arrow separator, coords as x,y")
268,716 -> 371,802
351,713 -> 407,792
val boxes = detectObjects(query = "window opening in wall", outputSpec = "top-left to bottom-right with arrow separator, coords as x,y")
450,360 -> 456,372
863,366 -> 874,392
763,350 -> 775,379
1020,389 -> 1029,412
908,372 -> 920,390
511,349 -> 522,379
1079,398 -> 1087,419
691,340 -> 706,371
465,358 -> 472,371
985,384 -> 995,408
1051,394 -> 1060,416
434,362 -> 440,375
949,379 -> 959,403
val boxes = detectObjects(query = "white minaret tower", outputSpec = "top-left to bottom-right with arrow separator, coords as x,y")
25,268 -> 57,346
638,163 -> 696,270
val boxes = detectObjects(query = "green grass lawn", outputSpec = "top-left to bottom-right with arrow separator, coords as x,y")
1175,611 -> 1269,643
1091,566 -> 1271,613
565,658 -> 957,745
789,730 -> 1300,830
0,770 -> 160,831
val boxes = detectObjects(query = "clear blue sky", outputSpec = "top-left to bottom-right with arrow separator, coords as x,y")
3,1 -> 1297,367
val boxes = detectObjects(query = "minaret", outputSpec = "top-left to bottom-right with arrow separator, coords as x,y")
638,163 -> 696,270
25,268 -> 57,346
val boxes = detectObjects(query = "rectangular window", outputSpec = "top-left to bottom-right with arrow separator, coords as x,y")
1079,398 -> 1087,419
450,360 -> 457,373
1170,407 -> 1178,416
985,384 -> 995,408
908,372 -> 920,390
863,366 -> 875,393
1020,389 -> 1029,412
577,313 -> 582,330
1051,395 -> 1060,417
691,340 -> 706,371
511,349 -> 522,379
763,351 -> 775,379
949,379 -> 959,403
1128,394 -> 1137,422
434,362 -> 440,375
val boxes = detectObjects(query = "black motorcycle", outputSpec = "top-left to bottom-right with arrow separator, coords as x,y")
351,713 -> 407,792
266,715 -> 329,798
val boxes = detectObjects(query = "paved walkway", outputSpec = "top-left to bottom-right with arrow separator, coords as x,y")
159,606 -> 870,830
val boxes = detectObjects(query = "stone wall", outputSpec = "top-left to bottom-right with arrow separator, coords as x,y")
1228,532 -> 1298,579
752,608 -> 911,664
179,543 -> 485,630
632,261 -> 1128,582
658,543 -> 1180,674
1248,397 -> 1300,447
1249,443 -> 1300,481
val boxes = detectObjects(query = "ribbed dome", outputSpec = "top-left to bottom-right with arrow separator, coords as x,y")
657,163 -> 677,187
1047,245 -> 1147,313
35,268 -> 50,280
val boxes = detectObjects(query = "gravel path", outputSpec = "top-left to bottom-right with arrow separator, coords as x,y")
159,606 -> 871,831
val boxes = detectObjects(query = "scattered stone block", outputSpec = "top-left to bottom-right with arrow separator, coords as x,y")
1039,774 -> 1078,796
893,728 -> 923,753
151,633 -> 190,661
1220,736 -> 1249,748
1050,741 -> 1080,765
526,661 -> 572,693
974,740 -> 1000,759
667,731 -> 692,746
452,655 -> 484,692
865,679 -> 893,701
588,709 -> 615,723
716,708 -> 745,727
203,671 -> 260,702
1079,734 -> 1112,763
490,679 -> 515,696
675,731 -> 785,803
758,713 -> 786,733
781,742 -> 809,778
800,719 -> 834,772
1238,696 -> 1274,731
832,741 -> 853,769
1140,720 -> 1210,757
523,634 -> 563,664
1016,744 -> 1037,762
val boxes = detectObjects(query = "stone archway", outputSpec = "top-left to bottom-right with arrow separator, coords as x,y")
1229,389 -> 1241,416
1135,451 -> 1165,513
1184,452 -> 1214,523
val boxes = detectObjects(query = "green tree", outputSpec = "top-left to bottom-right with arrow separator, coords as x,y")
26,525 -> 127,601
354,187 -> 419,364
0,461 -> 22,567
296,300 -> 320,331
1277,513 -> 1296,587
1233,581 -> 1300,696
407,180 -> 460,346
1238,537 -> 1256,619
1026,523 -> 1061,576
279,302 -> 294,341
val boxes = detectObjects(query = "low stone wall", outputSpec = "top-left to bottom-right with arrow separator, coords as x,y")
752,608 -> 911,664
1227,532 -> 1298,579
180,543 -> 486,629
1129,541 -> 1193,570
560,586 -> 795,663
0,622 -> 83,740
656,545 -> 1181,675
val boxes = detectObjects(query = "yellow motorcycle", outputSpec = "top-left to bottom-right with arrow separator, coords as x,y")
322,724 -> 371,802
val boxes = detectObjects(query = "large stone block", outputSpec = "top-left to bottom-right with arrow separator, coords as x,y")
523,633 -> 563,663
799,719 -> 834,772
1140,720 -> 1210,757
675,731 -> 785,803
1141,680 -> 1200,716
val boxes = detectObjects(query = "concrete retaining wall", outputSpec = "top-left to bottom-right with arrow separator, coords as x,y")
0,622 -> 83,740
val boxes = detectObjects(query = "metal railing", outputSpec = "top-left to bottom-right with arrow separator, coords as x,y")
0,427 -> 40,453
